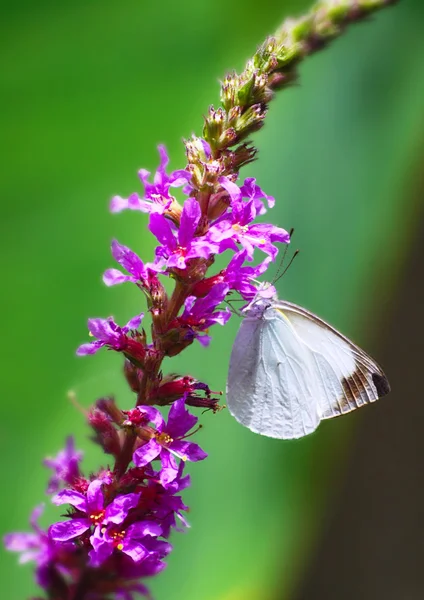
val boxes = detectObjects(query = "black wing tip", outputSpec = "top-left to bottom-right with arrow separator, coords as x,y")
372,372 -> 391,397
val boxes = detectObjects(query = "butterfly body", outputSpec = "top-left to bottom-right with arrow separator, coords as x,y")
226,294 -> 390,439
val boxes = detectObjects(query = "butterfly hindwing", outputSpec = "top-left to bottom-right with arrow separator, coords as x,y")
227,308 -> 321,439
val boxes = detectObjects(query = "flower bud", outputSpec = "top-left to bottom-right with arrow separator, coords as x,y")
88,407 -> 121,457
124,360 -> 144,393
158,326 -> 194,357
185,136 -> 211,163
149,375 -> 196,404
191,272 -> 225,298
96,396 -> 124,425
206,191 -> 231,221
203,107 -> 226,146
185,394 -> 223,413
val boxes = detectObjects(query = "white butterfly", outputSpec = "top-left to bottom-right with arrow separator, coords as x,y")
226,292 -> 390,439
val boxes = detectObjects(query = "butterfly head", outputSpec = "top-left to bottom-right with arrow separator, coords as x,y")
242,281 -> 278,318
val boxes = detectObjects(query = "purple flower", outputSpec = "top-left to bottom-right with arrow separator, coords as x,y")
4,505 -> 48,566
219,176 -> 275,214
115,547 -> 173,598
179,282 -> 231,346
110,146 -> 191,215
43,437 -> 83,494
152,464 -> 191,537
4,505 -> 74,589
103,240 -> 164,288
133,399 -> 207,487
136,462 -> 191,537
218,176 -> 242,203
149,197 -> 217,269
50,479 -> 139,539
89,519 -> 162,567
240,177 -> 275,214
76,313 -> 144,356
222,251 -> 275,299
209,196 -> 290,260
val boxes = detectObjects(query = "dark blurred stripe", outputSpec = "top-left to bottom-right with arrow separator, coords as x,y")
291,141 -> 424,600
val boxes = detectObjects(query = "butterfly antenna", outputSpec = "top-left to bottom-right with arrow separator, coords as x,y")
247,230 -> 296,308
272,228 -> 294,285
274,249 -> 299,284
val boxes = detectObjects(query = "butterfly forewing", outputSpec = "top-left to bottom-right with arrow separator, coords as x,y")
275,300 -> 390,420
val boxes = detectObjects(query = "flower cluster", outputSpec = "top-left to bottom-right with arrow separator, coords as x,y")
5,146 -> 286,599
4,1 -> 395,596
5,401 -> 203,600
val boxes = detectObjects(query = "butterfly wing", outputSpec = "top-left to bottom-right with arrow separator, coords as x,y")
226,309 -> 321,439
275,300 -> 390,420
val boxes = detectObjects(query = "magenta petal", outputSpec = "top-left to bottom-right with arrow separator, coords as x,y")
241,199 -> 256,225
126,193 -> 143,210
4,532 -> 39,553
218,176 -> 242,203
124,313 -> 144,331
52,489 -> 87,511
240,177 -> 275,209
169,169 -> 191,187
254,255 -> 273,275
166,253 -> 187,270
209,309 -> 231,326
104,493 -> 140,525
86,480 -> 104,512
138,168 -> 151,185
89,527 -> 113,566
19,549 -> 41,565
76,340 -> 104,356
29,504 -> 45,532
200,138 -> 211,158
110,195 -> 129,213
149,213 -> 176,249
87,318 -> 116,340
129,195 -> 160,213
49,518 -> 90,541
127,520 -> 162,539
157,144 -> 169,172
183,296 -> 195,313
167,398 -> 197,438
170,440 -> 207,462
122,540 -> 147,563
196,334 -> 211,347
186,242 -> 214,260
178,198 -> 201,248
111,240 -> 148,280
158,452 -> 179,487
137,406 -> 165,430
144,537 -> 173,556
103,268 -> 131,286
226,250 -> 246,271
133,439 -> 161,467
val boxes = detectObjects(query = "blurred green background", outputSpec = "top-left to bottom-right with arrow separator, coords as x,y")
1,1 -> 424,599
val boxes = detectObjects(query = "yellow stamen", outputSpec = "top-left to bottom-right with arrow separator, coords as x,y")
232,224 -> 248,234
156,432 -> 173,445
